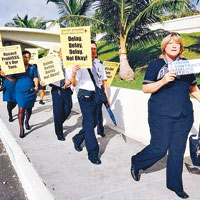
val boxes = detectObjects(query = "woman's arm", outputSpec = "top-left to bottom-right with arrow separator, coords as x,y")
102,80 -> 110,106
190,85 -> 200,102
0,66 -> 16,82
33,77 -> 39,92
143,72 -> 176,93
70,65 -> 80,87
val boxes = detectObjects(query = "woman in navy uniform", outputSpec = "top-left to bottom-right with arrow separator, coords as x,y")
3,75 -> 17,122
2,50 -> 39,138
72,41 -> 110,165
130,33 -> 200,199
49,49 -> 76,141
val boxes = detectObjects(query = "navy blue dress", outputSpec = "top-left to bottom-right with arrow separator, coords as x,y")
3,75 -> 16,103
14,64 -> 38,108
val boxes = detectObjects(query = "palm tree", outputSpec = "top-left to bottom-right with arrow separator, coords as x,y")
5,14 -> 48,29
46,0 -> 95,27
94,0 -> 194,80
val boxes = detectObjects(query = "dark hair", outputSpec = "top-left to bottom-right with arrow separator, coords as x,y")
91,40 -> 98,58
22,50 -> 31,57
91,40 -> 97,46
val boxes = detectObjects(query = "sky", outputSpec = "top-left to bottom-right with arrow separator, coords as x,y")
0,0 -> 200,27
0,0 -> 60,26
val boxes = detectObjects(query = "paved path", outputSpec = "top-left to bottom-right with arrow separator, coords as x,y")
0,139 -> 27,200
0,92 -> 200,200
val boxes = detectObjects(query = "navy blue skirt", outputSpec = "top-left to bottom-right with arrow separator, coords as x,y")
3,79 -> 16,103
16,91 -> 36,108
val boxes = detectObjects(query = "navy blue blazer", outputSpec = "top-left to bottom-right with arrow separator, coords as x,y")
143,59 -> 197,117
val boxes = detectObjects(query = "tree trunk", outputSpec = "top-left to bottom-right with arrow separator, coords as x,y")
119,53 -> 134,80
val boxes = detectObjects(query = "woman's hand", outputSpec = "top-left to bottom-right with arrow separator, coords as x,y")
63,80 -> 71,89
161,72 -> 176,85
0,68 -> 5,77
72,65 -> 80,76
34,87 -> 38,93
40,81 -> 45,86
106,97 -> 111,107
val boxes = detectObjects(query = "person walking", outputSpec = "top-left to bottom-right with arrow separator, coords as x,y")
49,49 -> 79,141
72,41 -> 110,165
2,75 -> 17,122
130,32 -> 200,199
1,50 -> 39,138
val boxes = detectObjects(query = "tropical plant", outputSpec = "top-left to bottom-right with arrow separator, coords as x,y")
94,0 -> 195,80
46,0 -> 95,27
5,14 -> 48,29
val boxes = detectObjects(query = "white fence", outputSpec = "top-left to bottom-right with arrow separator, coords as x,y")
72,86 -> 200,157
150,14 -> 200,33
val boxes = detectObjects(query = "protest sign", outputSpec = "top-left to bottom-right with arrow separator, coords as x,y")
0,45 -> 25,75
0,34 -> 2,47
104,61 -> 120,86
168,59 -> 200,75
37,54 -> 64,85
60,26 -> 92,68
48,46 -> 60,57
25,48 -> 38,65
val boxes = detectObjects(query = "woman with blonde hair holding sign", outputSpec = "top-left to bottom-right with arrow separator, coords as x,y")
130,32 -> 200,199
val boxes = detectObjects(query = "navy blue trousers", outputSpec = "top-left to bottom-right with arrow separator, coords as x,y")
73,94 -> 99,159
132,112 -> 193,192
96,103 -> 104,135
51,87 -> 72,138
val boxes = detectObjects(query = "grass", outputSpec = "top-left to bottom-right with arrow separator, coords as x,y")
97,32 -> 200,90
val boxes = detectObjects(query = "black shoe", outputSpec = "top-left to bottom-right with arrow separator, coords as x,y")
9,117 -> 14,122
19,131 -> 25,138
19,134 -> 25,138
57,135 -> 65,141
25,122 -> 31,130
131,158 -> 140,181
88,157 -> 101,165
175,191 -> 189,199
39,100 -> 45,105
72,137 -> 82,152
98,132 -> 106,137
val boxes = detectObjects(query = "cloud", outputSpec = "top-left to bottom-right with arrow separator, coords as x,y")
0,0 -> 60,26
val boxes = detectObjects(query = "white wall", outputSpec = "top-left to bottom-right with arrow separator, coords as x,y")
0,27 -> 60,49
150,14 -> 200,33
72,86 -> 200,157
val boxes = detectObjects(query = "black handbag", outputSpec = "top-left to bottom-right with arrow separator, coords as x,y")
189,131 -> 200,166
87,69 -> 107,104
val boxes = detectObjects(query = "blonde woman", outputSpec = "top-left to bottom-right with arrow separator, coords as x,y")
130,33 -> 200,199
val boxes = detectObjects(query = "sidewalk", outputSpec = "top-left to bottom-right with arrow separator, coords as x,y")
0,139 -> 27,200
0,92 -> 200,200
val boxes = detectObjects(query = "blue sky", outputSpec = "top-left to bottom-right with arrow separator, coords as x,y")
0,0 -> 200,27
0,0 -> 60,26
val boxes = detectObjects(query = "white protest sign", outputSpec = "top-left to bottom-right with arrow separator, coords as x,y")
37,54 -> 64,85
48,46 -> 60,57
0,45 -> 25,75
168,59 -> 200,75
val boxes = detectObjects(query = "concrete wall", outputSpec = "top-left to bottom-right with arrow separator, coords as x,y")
0,27 -> 60,49
150,14 -> 200,33
72,86 -> 200,157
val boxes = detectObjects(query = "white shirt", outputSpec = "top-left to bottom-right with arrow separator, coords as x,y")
51,68 -> 72,88
76,59 -> 107,91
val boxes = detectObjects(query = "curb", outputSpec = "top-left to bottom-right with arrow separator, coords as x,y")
0,119 -> 54,200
